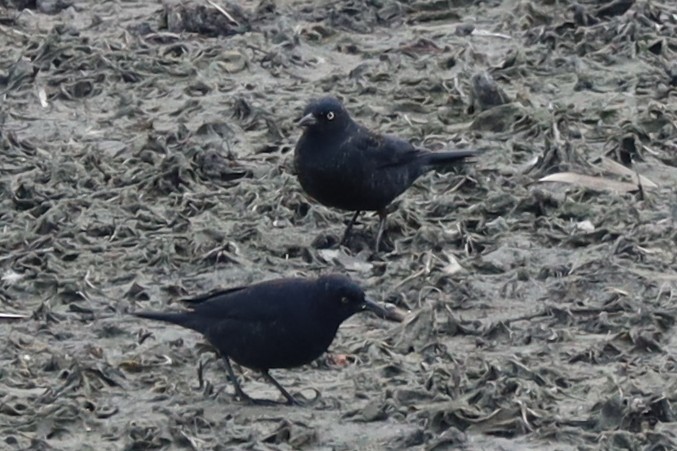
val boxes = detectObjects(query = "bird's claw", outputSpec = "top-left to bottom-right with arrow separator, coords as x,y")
285,397 -> 304,407
234,393 -> 303,407
249,397 -> 285,406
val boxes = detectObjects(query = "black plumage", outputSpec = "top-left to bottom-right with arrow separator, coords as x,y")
294,96 -> 475,251
134,273 -> 400,405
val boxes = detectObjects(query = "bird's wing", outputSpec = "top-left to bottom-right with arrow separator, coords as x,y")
349,126 -> 425,169
180,286 -> 248,305
182,279 -> 306,323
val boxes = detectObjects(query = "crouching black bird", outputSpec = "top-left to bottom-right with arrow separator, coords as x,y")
133,274 -> 401,406
294,96 -> 476,252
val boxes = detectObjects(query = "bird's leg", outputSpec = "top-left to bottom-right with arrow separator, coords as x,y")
261,370 -> 301,406
222,356 -> 254,402
223,358 -> 296,406
374,209 -> 388,253
340,210 -> 361,245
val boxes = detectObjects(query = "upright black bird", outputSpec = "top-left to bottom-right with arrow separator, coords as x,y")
294,96 -> 475,252
133,274 -> 400,405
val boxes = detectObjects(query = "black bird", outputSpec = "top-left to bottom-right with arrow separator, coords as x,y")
294,96 -> 476,252
133,274 -> 400,405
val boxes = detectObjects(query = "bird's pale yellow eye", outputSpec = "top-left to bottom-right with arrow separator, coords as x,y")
341,296 -> 350,304
327,112 -> 335,120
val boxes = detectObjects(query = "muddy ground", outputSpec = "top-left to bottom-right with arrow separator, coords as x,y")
1,0 -> 677,449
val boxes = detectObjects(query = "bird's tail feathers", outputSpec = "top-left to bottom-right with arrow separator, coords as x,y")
423,149 -> 477,166
134,311 -> 191,328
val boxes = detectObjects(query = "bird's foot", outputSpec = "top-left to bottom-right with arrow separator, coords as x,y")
231,387 -> 312,407
230,388 -> 275,405
284,396 -> 304,407
241,396 -> 285,406
233,393 -> 305,406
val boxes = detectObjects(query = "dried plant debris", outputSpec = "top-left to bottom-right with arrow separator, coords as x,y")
1,0 -> 72,14
161,0 -> 251,37
468,71 -> 511,114
0,312 -> 28,319
0,0 -> 676,449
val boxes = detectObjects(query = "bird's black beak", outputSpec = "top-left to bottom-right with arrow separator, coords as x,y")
362,297 -> 405,323
298,113 -> 317,127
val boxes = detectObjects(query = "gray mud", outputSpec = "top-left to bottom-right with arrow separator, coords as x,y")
1,0 -> 677,449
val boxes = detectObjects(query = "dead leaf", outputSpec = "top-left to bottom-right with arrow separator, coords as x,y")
596,157 -> 658,188
537,172 -> 646,193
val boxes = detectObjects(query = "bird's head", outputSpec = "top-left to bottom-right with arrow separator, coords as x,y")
316,273 -> 398,323
297,97 -> 351,134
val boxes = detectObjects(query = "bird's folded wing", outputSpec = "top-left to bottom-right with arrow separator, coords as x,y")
189,296 -> 285,323
352,128 -> 425,169
180,285 -> 249,305
186,283 -> 300,323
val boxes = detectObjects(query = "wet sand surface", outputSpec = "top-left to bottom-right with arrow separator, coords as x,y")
1,0 -> 677,449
